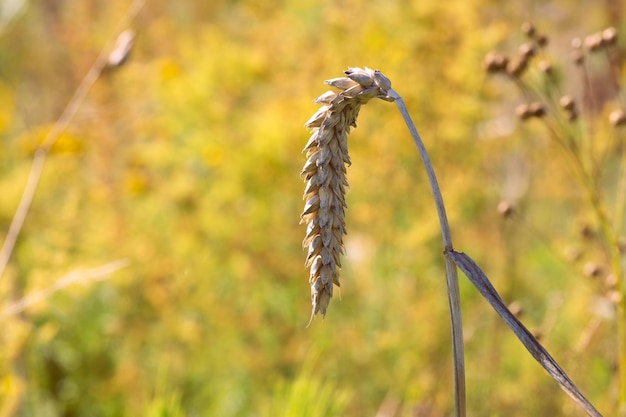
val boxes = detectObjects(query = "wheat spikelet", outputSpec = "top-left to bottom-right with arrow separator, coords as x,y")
301,67 -> 394,321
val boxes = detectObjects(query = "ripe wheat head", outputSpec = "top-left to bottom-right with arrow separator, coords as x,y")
300,67 -> 393,320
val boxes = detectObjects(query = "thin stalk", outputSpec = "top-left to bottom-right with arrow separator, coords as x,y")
0,0 -> 146,281
619,301 -> 626,417
388,89 -> 466,417
0,259 -> 130,320
569,143 -> 626,416
613,139 -> 626,417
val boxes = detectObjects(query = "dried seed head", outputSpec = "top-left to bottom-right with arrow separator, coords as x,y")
373,70 -> 392,91
609,109 -> 626,127
580,224 -> 594,239
497,200 -> 515,218
528,102 -> 545,118
602,26 -> 617,45
302,68 -> 394,320
325,77 -> 359,90
483,51 -> 509,73
506,56 -> 529,77
305,106 -> 330,129
583,262 -> 602,278
606,273 -> 618,289
607,290 -> 622,305
538,60 -> 553,75
518,42 -> 536,59
516,103 -> 533,120
516,102 -> 545,120
565,108 -> 578,122
560,96 -> 578,121
570,36 -> 585,65
521,22 -> 536,37
536,34 -> 549,48
565,246 -> 582,262
107,29 -> 135,68
344,67 -> 375,87
584,32 -> 604,52
559,95 -> 576,111
570,49 -> 585,65
314,91 -> 339,105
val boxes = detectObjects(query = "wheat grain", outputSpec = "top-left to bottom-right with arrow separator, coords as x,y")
301,67 -> 393,321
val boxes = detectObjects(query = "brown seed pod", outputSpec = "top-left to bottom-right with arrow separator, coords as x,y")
507,56 -> 529,77
538,60 -> 553,75
521,22 -> 536,37
609,109 -> 626,127
528,102 -> 546,118
497,200 -> 516,218
607,290 -> 622,305
483,51 -> 509,73
559,95 -> 576,111
602,26 -> 618,46
584,33 -> 603,52
565,109 -> 578,122
606,273 -> 618,289
518,42 -> 536,60
107,29 -> 135,68
583,262 -> 602,278
580,224 -> 595,240
536,35 -> 549,48
565,246 -> 582,262
516,103 -> 533,120
571,51 -> 584,65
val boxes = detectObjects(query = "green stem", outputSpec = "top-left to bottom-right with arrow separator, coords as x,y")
615,152 -> 626,416
569,143 -> 625,416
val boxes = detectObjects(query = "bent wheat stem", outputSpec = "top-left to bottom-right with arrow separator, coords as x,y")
389,90 -> 466,417
302,67 -> 604,416
301,69 -> 466,417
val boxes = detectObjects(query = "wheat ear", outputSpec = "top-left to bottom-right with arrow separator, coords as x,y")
301,67 -> 393,320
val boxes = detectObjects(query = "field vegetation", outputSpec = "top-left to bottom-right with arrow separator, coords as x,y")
0,1 -> 624,416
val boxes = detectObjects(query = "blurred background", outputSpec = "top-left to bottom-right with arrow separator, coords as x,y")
0,0 -> 624,416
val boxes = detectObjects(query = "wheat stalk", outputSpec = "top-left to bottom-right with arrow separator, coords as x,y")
300,67 -> 393,320
302,67 -> 604,417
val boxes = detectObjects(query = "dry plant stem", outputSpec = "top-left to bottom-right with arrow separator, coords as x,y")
614,141 -> 626,417
0,0 -> 146,281
0,259 -> 130,320
525,64 -> 626,407
619,301 -> 626,417
391,89 -> 602,416
571,144 -> 626,415
389,90 -> 466,417
448,250 -> 603,417
574,56 -> 626,414
616,155 -> 626,417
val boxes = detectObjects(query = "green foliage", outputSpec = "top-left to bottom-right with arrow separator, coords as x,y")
0,0 -> 624,416
260,359 -> 352,417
